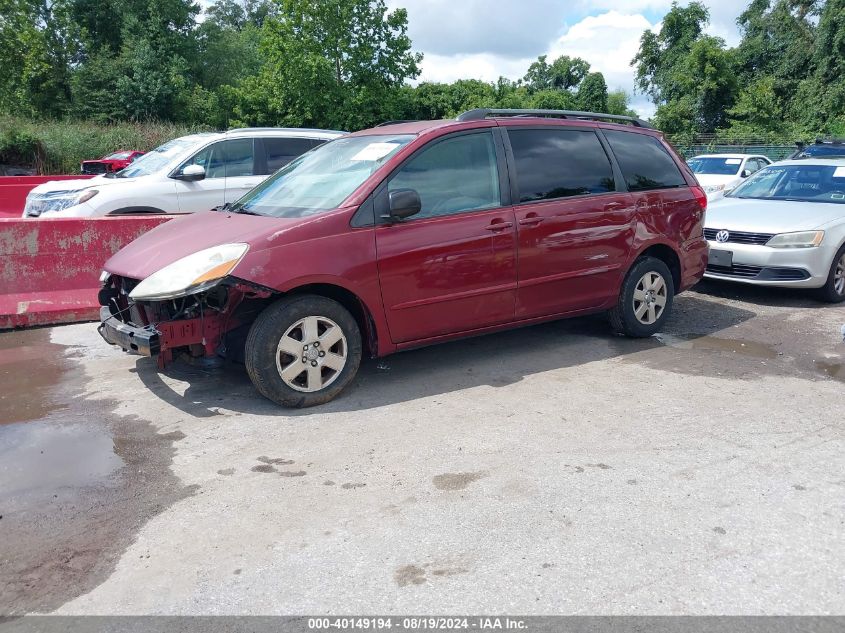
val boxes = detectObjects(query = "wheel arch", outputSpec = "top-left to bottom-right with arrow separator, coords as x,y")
284,283 -> 380,358
632,242 -> 682,293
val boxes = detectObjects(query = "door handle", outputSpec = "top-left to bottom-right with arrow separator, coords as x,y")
604,202 -> 624,212
484,221 -> 514,231
518,216 -> 544,226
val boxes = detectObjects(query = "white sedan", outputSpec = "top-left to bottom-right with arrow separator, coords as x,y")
704,158 -> 845,302
688,153 -> 772,201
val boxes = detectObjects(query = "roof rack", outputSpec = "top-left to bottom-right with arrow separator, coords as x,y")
375,120 -> 420,127
814,138 -> 845,145
455,108 -> 652,128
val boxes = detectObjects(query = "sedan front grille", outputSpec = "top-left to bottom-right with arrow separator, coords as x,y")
704,228 -> 775,246
706,263 -> 762,278
706,264 -> 810,281
81,162 -> 109,174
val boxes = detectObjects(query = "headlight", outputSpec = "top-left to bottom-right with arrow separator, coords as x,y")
23,189 -> 99,216
703,184 -> 725,194
129,243 -> 249,301
766,231 -> 824,248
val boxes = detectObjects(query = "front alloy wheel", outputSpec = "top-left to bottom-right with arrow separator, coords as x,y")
276,316 -> 348,392
246,296 -> 362,407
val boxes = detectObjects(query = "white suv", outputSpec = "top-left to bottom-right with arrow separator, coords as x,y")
22,128 -> 346,218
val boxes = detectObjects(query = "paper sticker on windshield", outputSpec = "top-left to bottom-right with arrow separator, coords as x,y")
833,167 -> 845,178
725,158 -> 742,165
351,142 -> 400,162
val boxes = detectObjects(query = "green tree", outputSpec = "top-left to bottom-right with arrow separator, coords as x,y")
233,0 -> 421,130
577,72 -> 608,112
606,90 -> 637,117
633,1 -> 709,105
0,0 -> 74,117
523,54 -> 590,93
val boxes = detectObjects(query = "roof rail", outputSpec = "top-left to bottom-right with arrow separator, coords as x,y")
375,120 -> 420,127
455,108 -> 652,129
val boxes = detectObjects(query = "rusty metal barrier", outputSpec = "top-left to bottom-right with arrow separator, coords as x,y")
0,175 -> 96,218
0,216 -> 175,328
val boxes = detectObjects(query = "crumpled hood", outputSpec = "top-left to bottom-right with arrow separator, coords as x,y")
706,197 -> 845,233
29,174 -> 139,194
104,211 -> 319,280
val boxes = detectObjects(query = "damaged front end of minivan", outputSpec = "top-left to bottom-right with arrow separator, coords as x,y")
97,243 -> 273,368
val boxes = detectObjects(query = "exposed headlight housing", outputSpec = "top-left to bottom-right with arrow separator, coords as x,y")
23,189 -> 99,217
766,231 -> 825,249
129,243 -> 249,301
703,184 -> 726,194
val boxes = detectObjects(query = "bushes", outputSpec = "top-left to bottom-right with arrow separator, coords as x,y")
0,116 -> 208,174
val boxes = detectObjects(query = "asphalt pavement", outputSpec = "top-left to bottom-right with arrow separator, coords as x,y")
1,280 -> 843,615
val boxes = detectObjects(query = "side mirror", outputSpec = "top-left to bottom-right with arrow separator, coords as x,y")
386,188 -> 421,221
175,164 -> 206,181
741,169 -> 752,178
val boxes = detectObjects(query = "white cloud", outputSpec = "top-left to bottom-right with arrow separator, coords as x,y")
400,1 -> 747,119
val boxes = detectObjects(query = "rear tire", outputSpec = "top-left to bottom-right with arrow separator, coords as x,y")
245,295 -> 362,408
816,245 -> 845,304
609,256 -> 675,338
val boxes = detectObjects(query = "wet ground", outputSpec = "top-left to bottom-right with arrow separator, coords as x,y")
0,280 -> 843,615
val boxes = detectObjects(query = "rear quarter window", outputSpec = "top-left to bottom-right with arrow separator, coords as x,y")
604,130 -> 686,192
507,128 -> 615,202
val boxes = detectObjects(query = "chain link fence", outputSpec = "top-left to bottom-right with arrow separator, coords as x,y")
665,135 -> 799,161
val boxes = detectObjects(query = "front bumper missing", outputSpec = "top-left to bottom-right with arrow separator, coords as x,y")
97,307 -> 161,356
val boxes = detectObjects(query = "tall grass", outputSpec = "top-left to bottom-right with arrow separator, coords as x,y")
0,116 -> 210,174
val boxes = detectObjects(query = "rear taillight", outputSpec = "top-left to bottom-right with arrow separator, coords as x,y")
691,185 -> 708,212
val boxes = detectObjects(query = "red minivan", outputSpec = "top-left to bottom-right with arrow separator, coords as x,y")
98,109 -> 708,407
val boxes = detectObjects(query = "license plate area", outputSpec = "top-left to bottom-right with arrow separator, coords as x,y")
709,249 -> 733,268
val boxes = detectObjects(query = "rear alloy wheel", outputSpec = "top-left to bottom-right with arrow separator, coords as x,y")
245,296 -> 362,408
817,246 -> 845,303
609,256 -> 675,337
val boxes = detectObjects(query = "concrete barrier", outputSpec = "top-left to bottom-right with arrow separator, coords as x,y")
0,216 -> 174,328
0,175 -> 95,218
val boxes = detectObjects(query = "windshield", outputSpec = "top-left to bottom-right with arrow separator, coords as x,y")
105,151 -> 132,160
115,137 -> 204,178
687,157 -> 742,175
794,144 -> 845,158
727,164 -> 845,204
230,134 -> 414,218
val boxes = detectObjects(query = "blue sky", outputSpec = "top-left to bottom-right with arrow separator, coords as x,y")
384,1 -> 745,117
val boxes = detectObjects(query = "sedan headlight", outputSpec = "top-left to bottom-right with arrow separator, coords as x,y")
129,243 -> 249,301
23,189 -> 99,216
766,231 -> 824,249
703,184 -> 725,194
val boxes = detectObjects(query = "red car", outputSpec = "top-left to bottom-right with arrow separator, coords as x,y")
98,109 -> 708,407
80,150 -> 145,175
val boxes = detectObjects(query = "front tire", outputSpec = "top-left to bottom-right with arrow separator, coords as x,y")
245,295 -> 362,408
609,256 -> 675,337
817,245 -> 845,303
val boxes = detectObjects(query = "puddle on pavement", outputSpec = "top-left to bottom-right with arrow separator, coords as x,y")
0,325 -> 196,615
0,328 -> 70,424
815,361 -> 845,382
653,333 -> 780,359
0,418 -> 123,506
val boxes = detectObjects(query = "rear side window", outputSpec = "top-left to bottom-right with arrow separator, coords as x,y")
508,128 -> 615,202
223,138 -> 255,178
604,130 -> 686,192
264,137 -> 322,172
388,132 -> 501,220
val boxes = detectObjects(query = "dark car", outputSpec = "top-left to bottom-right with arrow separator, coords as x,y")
81,150 -> 145,174
98,108 -> 708,408
790,139 -> 845,159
